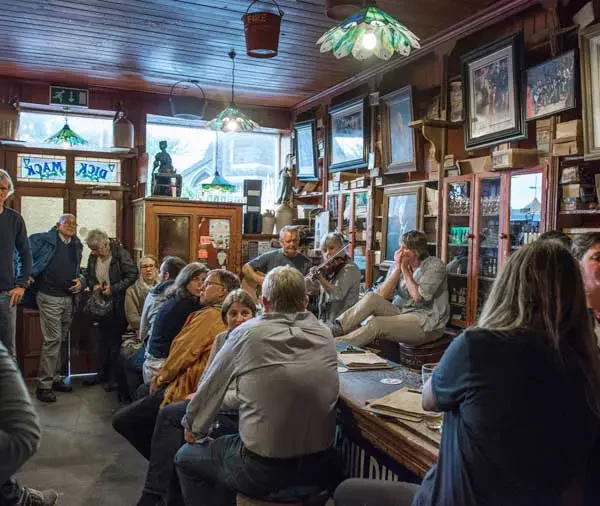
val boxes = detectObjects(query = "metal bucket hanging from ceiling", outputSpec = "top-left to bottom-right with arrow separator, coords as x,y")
325,0 -> 364,20
113,102 -> 134,149
242,0 -> 283,58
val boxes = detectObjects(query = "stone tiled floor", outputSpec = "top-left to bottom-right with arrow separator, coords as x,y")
16,382 -> 146,506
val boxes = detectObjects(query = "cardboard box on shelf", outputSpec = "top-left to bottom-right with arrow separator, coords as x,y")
491,149 -> 539,170
556,119 -> 582,139
561,183 -> 595,199
552,136 -> 583,157
457,156 -> 492,174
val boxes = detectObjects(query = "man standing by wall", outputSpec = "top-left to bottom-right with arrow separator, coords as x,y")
0,169 -> 31,359
29,214 -> 84,403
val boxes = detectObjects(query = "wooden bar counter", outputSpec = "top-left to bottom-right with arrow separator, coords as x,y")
335,347 -> 440,480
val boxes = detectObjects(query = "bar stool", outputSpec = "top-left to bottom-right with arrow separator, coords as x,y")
236,486 -> 330,506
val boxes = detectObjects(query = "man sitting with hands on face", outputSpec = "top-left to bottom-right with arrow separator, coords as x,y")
331,230 -> 449,347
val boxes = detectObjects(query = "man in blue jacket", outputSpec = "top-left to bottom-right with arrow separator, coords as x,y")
29,214 -> 85,403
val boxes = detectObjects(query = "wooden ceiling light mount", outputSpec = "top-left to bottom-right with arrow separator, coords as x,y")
326,0 -> 365,20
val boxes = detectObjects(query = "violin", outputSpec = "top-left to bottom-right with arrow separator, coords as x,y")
309,244 -> 350,282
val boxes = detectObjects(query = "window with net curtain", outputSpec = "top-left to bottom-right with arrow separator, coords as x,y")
146,117 -> 289,211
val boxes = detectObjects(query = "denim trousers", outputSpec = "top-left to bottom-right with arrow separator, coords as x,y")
175,435 -> 338,506
145,401 -> 239,505
36,292 -> 73,390
122,346 -> 145,400
0,293 -> 17,359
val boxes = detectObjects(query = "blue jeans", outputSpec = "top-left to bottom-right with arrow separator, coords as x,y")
0,293 -> 17,359
175,436 -> 338,506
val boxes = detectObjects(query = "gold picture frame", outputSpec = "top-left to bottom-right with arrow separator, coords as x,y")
580,23 -> 600,160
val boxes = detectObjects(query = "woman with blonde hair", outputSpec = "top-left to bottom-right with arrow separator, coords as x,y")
335,240 -> 600,506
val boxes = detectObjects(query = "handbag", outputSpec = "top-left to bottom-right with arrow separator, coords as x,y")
84,291 -> 113,321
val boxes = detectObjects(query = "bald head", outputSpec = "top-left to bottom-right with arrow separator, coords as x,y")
57,214 -> 77,238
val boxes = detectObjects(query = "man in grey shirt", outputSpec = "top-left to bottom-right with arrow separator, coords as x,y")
175,266 -> 340,505
333,231 -> 449,347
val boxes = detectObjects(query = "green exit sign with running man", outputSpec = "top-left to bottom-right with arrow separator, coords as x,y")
49,86 -> 88,108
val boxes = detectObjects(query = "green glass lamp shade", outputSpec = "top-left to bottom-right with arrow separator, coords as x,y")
317,7 -> 420,60
201,170 -> 236,192
206,105 -> 259,133
45,122 -> 89,146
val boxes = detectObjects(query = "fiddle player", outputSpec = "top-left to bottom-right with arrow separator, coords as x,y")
306,233 -> 361,323
330,231 -> 449,347
242,226 -> 311,296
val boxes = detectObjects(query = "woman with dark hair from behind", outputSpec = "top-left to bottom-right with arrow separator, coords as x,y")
335,240 -> 600,506
142,262 -> 208,385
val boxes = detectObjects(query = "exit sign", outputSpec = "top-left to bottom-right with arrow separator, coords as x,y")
49,86 -> 88,108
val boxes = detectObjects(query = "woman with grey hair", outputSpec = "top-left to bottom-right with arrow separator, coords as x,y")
143,262 -> 208,383
307,232 -> 360,323
571,232 -> 600,346
85,229 -> 138,392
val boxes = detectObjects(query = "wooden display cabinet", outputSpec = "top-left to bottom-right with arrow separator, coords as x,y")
442,167 -> 546,328
132,197 -> 243,275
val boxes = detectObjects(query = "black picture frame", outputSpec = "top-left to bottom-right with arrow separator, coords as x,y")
328,97 -> 369,172
293,119 -> 319,181
381,85 -> 418,174
462,32 -> 527,150
525,50 -> 576,121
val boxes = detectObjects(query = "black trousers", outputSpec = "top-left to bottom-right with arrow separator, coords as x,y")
0,478 -> 22,506
98,319 -> 127,385
112,388 -> 165,459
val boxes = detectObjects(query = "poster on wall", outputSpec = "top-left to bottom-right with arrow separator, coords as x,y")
209,219 -> 231,250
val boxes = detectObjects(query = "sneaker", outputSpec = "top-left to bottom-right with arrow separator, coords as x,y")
21,487 -> 59,506
327,321 -> 343,338
35,388 -> 57,403
52,379 -> 72,393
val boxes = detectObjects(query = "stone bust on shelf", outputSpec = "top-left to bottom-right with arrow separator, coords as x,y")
151,140 -> 182,197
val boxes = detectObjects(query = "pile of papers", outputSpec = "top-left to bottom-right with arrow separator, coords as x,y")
366,388 -> 426,422
337,351 -> 391,370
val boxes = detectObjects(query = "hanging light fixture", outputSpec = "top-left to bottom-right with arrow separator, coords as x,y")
317,2 -> 421,61
201,132 -> 237,196
207,50 -> 259,133
45,117 -> 89,147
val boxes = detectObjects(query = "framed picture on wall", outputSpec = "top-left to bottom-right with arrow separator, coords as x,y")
580,23 -> 600,160
294,119 -> 319,180
381,86 -> 418,173
462,32 -> 526,150
328,97 -> 369,172
526,50 -> 576,121
381,184 -> 424,265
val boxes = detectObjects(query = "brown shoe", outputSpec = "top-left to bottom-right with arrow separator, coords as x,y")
21,487 -> 60,505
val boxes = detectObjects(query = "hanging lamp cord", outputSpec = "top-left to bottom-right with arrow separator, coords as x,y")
229,49 -> 236,105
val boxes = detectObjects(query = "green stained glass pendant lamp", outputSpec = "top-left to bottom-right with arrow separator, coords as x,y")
201,133 -> 236,194
207,50 -> 259,133
317,2 -> 421,60
45,118 -> 88,147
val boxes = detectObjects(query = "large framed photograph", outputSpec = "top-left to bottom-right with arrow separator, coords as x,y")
328,97 -> 369,172
526,50 -> 576,121
381,184 -> 424,265
462,33 -> 526,150
293,119 -> 319,180
581,23 -> 600,160
381,86 -> 418,173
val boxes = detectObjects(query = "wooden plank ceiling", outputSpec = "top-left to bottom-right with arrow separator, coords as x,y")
0,0 -> 497,108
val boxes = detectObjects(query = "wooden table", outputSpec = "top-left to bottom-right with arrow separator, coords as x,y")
335,350 -> 440,479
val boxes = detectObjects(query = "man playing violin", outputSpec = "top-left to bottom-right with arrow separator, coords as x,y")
242,226 -> 311,300
307,233 -> 361,323
330,231 -> 449,347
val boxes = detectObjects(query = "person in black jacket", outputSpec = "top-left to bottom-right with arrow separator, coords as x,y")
85,229 -> 137,392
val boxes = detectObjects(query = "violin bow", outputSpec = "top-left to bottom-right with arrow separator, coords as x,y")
312,243 -> 351,273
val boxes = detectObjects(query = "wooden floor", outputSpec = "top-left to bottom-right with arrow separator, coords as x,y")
16,382 -> 146,506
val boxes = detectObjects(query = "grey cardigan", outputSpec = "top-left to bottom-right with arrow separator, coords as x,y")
0,342 -> 41,484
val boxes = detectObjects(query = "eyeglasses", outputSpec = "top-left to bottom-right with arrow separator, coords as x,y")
204,280 -> 225,288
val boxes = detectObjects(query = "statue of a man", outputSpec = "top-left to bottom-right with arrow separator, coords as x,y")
152,140 -> 174,176
276,165 -> 292,204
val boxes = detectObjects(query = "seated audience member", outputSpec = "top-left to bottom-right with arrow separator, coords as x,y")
306,232 -> 361,323
0,341 -> 59,506
334,240 -> 600,506
122,256 -> 187,399
29,214 -> 84,403
143,263 -> 208,383
124,255 -> 159,334
85,229 -> 138,391
572,233 -> 600,346
539,230 -> 573,248
175,265 -> 340,506
112,269 -> 240,460
136,289 -> 257,506
332,230 -> 449,347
